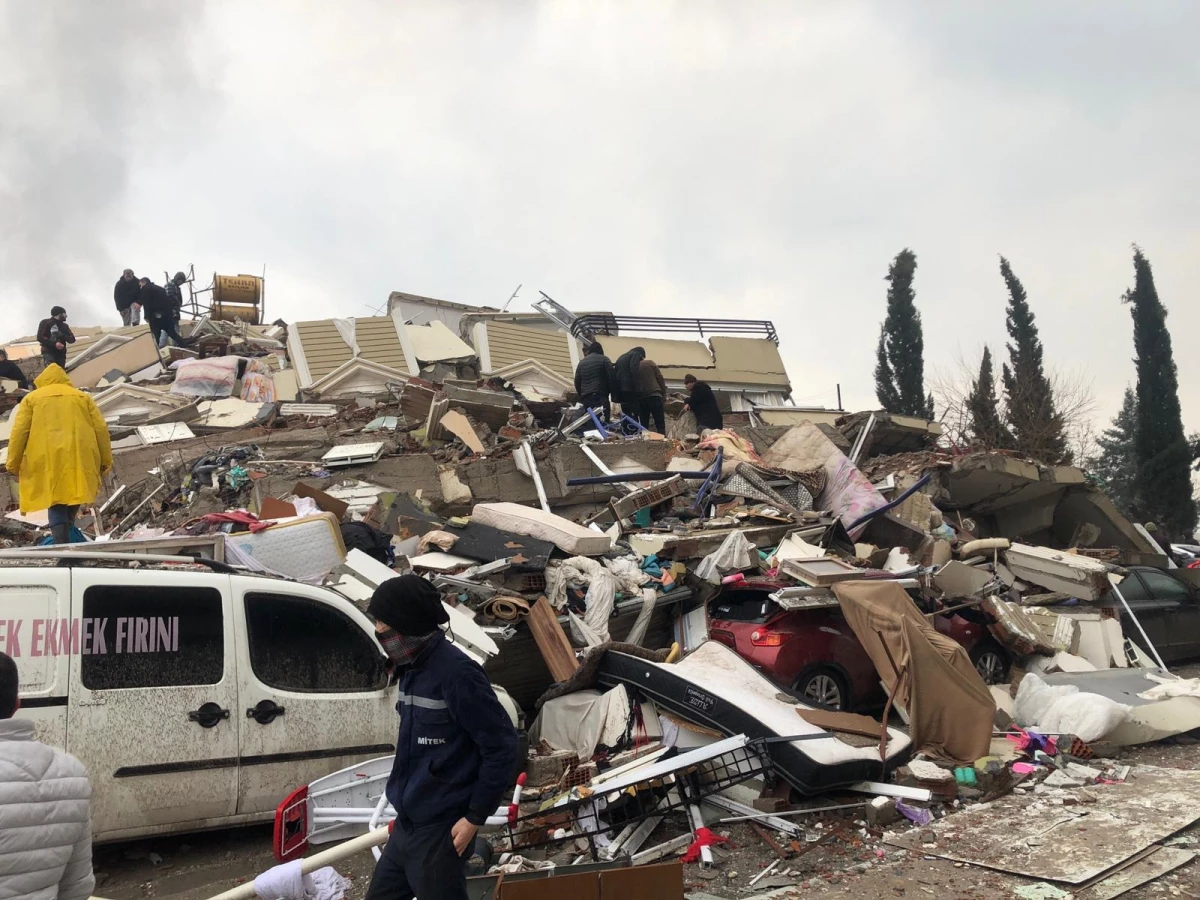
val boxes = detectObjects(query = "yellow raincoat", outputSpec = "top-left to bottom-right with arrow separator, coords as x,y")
5,365 -> 113,514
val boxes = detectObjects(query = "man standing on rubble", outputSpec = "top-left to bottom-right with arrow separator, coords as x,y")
5,365 -> 113,544
613,345 -> 645,422
36,306 -> 75,369
114,268 -> 141,326
683,373 -> 723,431
0,651 -> 96,900
365,574 -> 518,900
138,277 -> 196,348
637,353 -> 668,434
164,272 -> 188,340
574,340 -> 615,422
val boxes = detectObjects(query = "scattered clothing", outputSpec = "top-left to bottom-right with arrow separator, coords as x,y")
253,859 -> 351,900
0,718 -> 96,900
686,379 -> 723,430
5,366 -> 113,516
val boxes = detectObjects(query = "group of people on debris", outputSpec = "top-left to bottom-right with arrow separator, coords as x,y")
112,268 -> 199,349
573,341 -> 723,434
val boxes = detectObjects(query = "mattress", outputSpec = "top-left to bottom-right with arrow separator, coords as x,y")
224,512 -> 347,583
471,502 -> 612,556
596,640 -> 912,795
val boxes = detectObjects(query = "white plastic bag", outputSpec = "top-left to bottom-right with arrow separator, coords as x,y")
1014,674 -> 1131,742
695,530 -> 754,584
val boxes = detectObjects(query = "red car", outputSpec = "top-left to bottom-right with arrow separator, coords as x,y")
708,579 -> 1009,712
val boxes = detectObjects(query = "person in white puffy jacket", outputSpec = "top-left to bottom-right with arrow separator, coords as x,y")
0,652 -> 95,900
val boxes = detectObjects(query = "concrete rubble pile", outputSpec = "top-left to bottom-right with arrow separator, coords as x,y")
2,308 -> 1198,898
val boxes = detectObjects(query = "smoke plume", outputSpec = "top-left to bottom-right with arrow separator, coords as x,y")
0,1 -> 210,333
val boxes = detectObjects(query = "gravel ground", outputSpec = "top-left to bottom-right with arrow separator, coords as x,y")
93,665 -> 1200,900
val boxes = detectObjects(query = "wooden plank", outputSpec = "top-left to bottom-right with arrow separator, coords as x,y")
527,595 -> 579,683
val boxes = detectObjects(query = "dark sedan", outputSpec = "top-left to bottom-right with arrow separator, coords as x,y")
1107,566 -> 1200,665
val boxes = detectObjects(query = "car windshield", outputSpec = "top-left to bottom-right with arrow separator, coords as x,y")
710,592 -> 774,623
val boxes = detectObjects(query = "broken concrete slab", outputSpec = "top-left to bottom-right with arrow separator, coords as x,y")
1004,543 -> 1111,600
440,409 -> 486,455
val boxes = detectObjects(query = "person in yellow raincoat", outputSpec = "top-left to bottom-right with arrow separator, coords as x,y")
5,365 -> 113,544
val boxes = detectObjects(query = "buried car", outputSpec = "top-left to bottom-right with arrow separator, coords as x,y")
708,578 -> 1008,711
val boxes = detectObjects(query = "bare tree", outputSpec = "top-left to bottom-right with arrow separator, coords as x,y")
930,348 -> 1097,463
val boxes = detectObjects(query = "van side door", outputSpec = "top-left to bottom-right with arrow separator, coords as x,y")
232,580 -> 396,817
66,569 -> 239,841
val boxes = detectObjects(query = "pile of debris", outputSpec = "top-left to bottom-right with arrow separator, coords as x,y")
3,305 -> 1198,897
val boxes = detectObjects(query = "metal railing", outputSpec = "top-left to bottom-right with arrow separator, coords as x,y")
575,314 -> 778,343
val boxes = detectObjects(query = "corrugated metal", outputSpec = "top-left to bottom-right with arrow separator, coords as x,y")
294,317 -> 407,380
485,321 -> 575,380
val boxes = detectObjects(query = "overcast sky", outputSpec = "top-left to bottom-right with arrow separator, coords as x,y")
2,1 -> 1197,438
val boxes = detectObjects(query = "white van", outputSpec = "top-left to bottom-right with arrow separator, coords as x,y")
1,552 -> 515,842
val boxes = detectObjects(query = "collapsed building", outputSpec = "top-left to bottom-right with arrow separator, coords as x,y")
2,289 -> 1198,896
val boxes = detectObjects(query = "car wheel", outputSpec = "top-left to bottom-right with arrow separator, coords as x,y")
793,668 -> 850,711
971,642 -> 1009,685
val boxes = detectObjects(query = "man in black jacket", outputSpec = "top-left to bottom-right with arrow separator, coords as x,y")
138,278 -> 195,348
365,575 -> 518,900
683,374 -> 723,431
114,269 -> 141,326
36,307 -> 75,369
0,350 -> 32,391
573,341 -> 615,422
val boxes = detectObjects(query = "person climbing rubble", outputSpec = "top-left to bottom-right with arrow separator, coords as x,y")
573,340 -> 615,422
4,365 -> 113,544
364,575 -> 518,900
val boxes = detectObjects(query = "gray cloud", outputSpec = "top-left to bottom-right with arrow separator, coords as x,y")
0,0 -> 211,325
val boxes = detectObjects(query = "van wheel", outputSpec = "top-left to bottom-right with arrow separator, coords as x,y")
971,641 -> 1010,685
793,667 -> 850,711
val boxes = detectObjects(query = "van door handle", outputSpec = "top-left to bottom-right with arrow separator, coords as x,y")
188,702 -> 231,728
247,699 -> 286,725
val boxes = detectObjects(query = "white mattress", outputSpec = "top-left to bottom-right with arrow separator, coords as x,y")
670,641 -> 912,765
225,513 -> 347,583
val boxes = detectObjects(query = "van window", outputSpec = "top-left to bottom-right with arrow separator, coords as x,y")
81,587 -> 224,690
244,593 -> 388,693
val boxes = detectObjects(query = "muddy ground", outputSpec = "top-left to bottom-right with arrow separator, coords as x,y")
94,666 -> 1200,900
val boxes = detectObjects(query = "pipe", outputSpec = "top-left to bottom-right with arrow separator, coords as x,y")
523,442 -> 551,512
567,470 -> 713,485
116,826 -> 392,900
845,473 -> 932,533
1109,579 -> 1169,671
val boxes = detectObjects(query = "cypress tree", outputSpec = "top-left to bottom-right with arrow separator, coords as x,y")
874,249 -> 932,418
967,346 -> 1012,449
1087,387 -> 1139,518
999,256 -> 1071,463
1124,247 -> 1196,539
